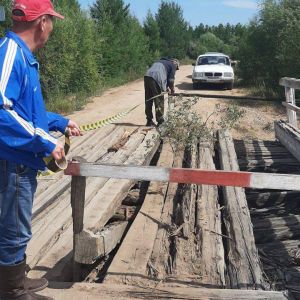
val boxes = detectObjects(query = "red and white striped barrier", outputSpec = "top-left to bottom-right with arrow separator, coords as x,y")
65,162 -> 300,191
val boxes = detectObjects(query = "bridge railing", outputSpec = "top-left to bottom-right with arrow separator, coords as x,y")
280,77 -> 300,129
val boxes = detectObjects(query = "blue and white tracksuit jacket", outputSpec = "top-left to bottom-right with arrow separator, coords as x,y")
0,31 -> 68,170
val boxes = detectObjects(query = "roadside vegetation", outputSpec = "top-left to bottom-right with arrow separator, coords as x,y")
0,0 -> 298,113
159,96 -> 245,153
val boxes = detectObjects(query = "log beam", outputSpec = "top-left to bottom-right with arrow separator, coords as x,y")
40,282 -> 289,300
217,129 -> 265,289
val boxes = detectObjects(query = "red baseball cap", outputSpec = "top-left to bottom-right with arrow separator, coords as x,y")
12,0 -> 64,22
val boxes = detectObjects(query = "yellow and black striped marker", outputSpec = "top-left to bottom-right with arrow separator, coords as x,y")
40,91 -> 169,177
39,104 -> 140,176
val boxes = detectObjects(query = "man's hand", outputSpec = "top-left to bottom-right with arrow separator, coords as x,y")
51,141 -> 65,160
66,120 -> 82,136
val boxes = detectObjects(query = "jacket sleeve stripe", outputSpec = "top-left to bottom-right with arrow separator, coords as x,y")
0,39 -> 17,107
0,37 -> 7,48
1,40 -> 17,93
7,109 -> 57,146
8,109 -> 34,135
36,128 -> 57,145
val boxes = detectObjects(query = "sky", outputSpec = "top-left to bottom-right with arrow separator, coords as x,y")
78,0 -> 259,27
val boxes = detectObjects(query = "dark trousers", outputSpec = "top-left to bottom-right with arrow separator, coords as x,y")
144,76 -> 164,124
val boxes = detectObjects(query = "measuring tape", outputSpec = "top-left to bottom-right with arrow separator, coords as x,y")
39,104 -> 140,176
39,91 -> 170,177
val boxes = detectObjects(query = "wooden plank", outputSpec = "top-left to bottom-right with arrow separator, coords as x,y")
74,131 -> 161,264
147,150 -> 183,280
246,191 -> 300,208
173,92 -> 271,102
282,102 -> 300,113
253,215 -> 300,243
35,125 -> 116,194
257,240 -> 300,296
74,222 -> 128,264
40,282 -> 289,300
105,142 -> 174,283
257,239 -> 300,267
284,86 -> 298,128
78,130 -> 160,233
280,77 -> 300,90
275,120 -> 300,162
32,125 -> 121,220
27,129 -> 144,269
110,205 -> 138,222
28,130 -> 160,279
217,129 -> 265,289
251,204 -> 300,218
196,146 -> 225,287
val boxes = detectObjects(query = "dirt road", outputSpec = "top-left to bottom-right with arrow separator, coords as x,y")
68,65 -> 285,140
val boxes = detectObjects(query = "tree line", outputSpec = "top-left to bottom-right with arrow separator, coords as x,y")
0,0 -> 299,111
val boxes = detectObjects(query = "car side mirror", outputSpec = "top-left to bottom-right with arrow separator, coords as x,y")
192,63 -> 195,66
231,60 -> 237,66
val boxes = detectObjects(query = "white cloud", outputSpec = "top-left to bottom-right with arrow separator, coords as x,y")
222,0 -> 258,9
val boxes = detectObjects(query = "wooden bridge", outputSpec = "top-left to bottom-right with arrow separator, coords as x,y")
28,77 -> 300,299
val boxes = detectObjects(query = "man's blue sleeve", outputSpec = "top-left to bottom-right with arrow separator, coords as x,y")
0,43 -> 57,154
47,112 -> 69,133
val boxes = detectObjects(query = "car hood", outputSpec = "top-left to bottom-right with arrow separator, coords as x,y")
194,65 -> 233,73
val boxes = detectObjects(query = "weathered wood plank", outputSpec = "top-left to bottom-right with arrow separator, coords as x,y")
28,130 -> 160,279
74,222 -> 128,265
110,205 -> 138,222
275,120 -> 300,162
282,102 -> 300,113
253,215 -> 300,243
27,130 -> 145,269
251,204 -> 300,218
196,146 -> 225,287
173,92 -> 270,102
148,151 -> 182,280
105,142 -> 174,283
40,282 -> 289,300
285,86 -> 298,128
280,77 -> 300,90
258,240 -> 300,296
217,129 -> 265,289
77,130 -> 161,235
246,191 -> 300,208
257,239 -> 300,267
32,125 -> 121,220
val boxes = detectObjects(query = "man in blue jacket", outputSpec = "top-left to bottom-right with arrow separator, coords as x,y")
144,58 -> 179,126
0,1 -> 81,299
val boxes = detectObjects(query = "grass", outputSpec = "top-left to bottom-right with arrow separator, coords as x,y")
180,57 -> 194,66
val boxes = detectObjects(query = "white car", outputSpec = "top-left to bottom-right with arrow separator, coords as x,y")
192,53 -> 234,90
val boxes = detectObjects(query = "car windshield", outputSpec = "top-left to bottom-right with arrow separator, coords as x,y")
197,56 -> 230,66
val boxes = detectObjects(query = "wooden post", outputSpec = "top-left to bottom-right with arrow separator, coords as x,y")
285,86 -> 298,128
70,157 -> 87,282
